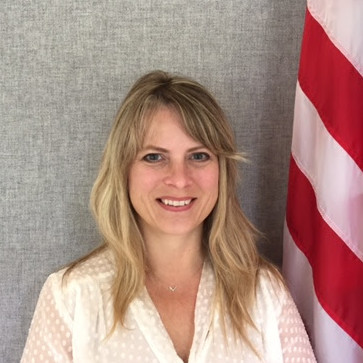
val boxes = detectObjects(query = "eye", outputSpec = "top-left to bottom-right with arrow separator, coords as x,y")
142,153 -> 163,163
190,152 -> 211,161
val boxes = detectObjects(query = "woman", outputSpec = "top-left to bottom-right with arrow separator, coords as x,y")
22,71 -> 316,362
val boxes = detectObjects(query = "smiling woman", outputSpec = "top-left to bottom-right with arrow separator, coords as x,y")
21,71 -> 316,363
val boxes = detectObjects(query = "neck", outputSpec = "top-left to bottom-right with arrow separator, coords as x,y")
143,229 -> 205,283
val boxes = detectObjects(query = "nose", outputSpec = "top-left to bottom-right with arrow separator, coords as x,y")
163,160 -> 192,189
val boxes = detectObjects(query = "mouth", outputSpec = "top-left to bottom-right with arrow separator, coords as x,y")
158,198 -> 194,207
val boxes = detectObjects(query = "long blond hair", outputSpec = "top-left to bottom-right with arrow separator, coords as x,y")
67,70 -> 275,348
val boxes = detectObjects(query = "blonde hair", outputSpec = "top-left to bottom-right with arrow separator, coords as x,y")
66,70 -> 277,349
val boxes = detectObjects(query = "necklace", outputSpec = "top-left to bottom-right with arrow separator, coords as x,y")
147,263 -> 204,293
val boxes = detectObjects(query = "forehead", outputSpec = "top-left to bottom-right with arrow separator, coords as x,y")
142,106 -> 200,146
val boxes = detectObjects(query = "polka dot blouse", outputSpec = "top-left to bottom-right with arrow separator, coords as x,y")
21,250 -> 316,362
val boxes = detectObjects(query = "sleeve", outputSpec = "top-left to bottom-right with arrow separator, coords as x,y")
277,285 -> 317,363
21,273 -> 74,363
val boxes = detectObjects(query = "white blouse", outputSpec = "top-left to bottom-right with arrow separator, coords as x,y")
21,250 -> 316,362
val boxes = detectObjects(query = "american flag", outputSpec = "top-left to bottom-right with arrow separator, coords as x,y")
282,1 -> 363,362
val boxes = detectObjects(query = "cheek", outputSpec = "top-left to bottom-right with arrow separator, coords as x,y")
212,177 -> 220,200
128,166 -> 157,202
200,167 -> 219,197
128,166 -> 142,207
212,169 -> 220,201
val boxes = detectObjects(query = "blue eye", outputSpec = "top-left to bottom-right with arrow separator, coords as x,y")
143,153 -> 163,162
190,152 -> 210,161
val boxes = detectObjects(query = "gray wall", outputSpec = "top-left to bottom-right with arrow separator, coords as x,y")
1,1 -> 305,361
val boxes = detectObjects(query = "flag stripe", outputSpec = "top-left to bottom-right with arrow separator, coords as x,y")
286,156 -> 363,347
298,9 -> 363,171
292,83 -> 363,261
283,227 -> 363,362
308,0 -> 363,76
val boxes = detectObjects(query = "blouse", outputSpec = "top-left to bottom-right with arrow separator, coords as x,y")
21,249 -> 316,362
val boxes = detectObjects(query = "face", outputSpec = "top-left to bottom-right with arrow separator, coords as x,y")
128,106 -> 219,241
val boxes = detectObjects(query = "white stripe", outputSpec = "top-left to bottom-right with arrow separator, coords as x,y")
283,225 -> 363,363
308,0 -> 363,77
291,83 -> 363,261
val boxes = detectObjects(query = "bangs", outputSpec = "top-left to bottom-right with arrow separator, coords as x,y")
121,73 -> 242,163
175,102 -> 242,162
131,97 -> 164,153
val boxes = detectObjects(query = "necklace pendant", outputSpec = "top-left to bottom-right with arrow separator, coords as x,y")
168,286 -> 177,292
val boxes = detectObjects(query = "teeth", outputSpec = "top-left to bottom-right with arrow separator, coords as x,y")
161,199 -> 192,207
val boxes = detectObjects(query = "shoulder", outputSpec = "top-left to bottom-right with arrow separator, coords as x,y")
42,248 -> 115,318
255,265 -> 290,315
254,265 -> 307,331
255,267 -> 316,361
62,247 -> 115,285
22,249 -> 117,362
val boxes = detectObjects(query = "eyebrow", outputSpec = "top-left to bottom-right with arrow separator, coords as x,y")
141,145 -> 208,153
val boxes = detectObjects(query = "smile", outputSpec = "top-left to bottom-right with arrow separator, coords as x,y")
159,198 -> 193,207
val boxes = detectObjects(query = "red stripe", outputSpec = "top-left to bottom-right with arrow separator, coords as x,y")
298,9 -> 363,172
286,157 -> 363,348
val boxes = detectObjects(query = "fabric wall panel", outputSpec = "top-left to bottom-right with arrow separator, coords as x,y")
0,1 -> 305,361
